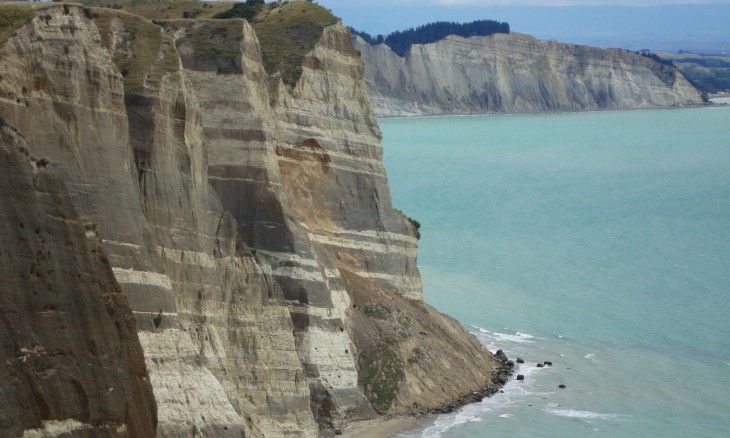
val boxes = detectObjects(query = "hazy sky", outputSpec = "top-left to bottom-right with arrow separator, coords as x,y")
315,0 -> 730,52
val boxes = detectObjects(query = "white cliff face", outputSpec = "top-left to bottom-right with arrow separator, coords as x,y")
0,5 -> 500,437
354,33 -> 705,117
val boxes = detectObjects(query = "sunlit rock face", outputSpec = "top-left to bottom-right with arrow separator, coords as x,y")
355,33 -> 705,117
0,5 -> 499,437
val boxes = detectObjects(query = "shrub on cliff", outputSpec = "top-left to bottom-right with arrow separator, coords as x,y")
213,0 -> 264,21
252,1 -> 338,87
403,215 -> 421,239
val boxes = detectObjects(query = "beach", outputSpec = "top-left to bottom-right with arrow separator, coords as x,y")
344,416 -> 432,437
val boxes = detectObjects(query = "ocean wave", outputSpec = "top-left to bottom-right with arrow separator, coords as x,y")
544,409 -> 628,420
472,326 -> 537,344
405,361 -> 552,437
410,376 -> 528,438
406,326 -> 552,437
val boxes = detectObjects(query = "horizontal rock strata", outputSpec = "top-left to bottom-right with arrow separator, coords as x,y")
0,4 -> 500,437
354,33 -> 705,117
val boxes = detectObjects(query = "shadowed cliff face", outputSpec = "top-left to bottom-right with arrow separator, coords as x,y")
0,4 -> 499,436
0,125 -> 157,436
354,33 -> 705,117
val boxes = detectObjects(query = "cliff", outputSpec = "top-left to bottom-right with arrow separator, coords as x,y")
0,2 -> 501,437
353,32 -> 705,117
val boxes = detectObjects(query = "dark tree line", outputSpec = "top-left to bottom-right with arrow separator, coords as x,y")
213,0 -> 265,21
352,19 -> 510,57
631,50 -> 675,67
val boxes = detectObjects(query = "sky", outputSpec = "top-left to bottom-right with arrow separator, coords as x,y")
314,0 -> 730,53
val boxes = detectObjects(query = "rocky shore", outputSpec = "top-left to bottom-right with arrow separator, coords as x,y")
342,348 -> 515,436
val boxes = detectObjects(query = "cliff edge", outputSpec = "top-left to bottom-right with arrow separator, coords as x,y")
354,32 -> 705,117
0,2 -> 501,436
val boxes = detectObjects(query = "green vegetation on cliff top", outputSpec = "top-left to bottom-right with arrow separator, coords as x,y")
81,1 -> 339,87
3,1 -> 339,89
80,0 -> 232,20
0,3 -> 35,44
252,1 -> 338,87
89,7 -> 174,93
171,19 -> 244,73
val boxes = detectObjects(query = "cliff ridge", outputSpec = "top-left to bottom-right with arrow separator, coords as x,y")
354,32 -> 705,117
0,3 -> 501,436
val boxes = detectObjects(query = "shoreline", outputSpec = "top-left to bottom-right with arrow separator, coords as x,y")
341,349 -> 515,437
375,102 -> 709,119
344,415 -> 434,438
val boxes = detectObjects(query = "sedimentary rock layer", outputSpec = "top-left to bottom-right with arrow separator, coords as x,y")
0,4 -> 499,437
0,123 -> 157,436
354,33 -> 705,117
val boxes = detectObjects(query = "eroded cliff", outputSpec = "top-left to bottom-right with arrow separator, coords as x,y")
0,3 -> 501,437
354,33 -> 705,117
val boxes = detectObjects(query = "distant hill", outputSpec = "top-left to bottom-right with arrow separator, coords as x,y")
325,3 -> 730,55
353,31 -> 705,117
656,51 -> 730,95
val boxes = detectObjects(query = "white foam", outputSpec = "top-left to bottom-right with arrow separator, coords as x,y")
404,357 -> 552,437
471,326 -> 537,344
544,409 -> 627,420
402,326 -> 553,437
585,353 -> 595,359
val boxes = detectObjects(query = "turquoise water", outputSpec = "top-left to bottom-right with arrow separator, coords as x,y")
380,107 -> 730,437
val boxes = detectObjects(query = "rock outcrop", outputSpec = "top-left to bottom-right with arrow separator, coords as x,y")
0,3 -> 500,437
0,122 -> 158,438
353,33 -> 705,117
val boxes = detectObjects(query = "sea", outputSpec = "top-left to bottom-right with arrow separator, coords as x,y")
380,102 -> 730,437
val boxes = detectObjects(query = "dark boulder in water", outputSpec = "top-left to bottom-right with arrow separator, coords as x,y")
544,361 -> 553,366
516,358 -> 525,364
536,363 -> 544,368
516,374 -> 525,381
558,384 -> 566,389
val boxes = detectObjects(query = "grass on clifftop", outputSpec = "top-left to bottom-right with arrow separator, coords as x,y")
171,19 -> 245,73
90,8 -> 165,92
0,3 -> 35,44
252,1 -> 338,87
80,0 -> 233,20
81,1 -> 339,87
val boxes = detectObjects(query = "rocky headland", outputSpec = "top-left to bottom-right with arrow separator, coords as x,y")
0,2 -> 503,436
353,32 -> 706,117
